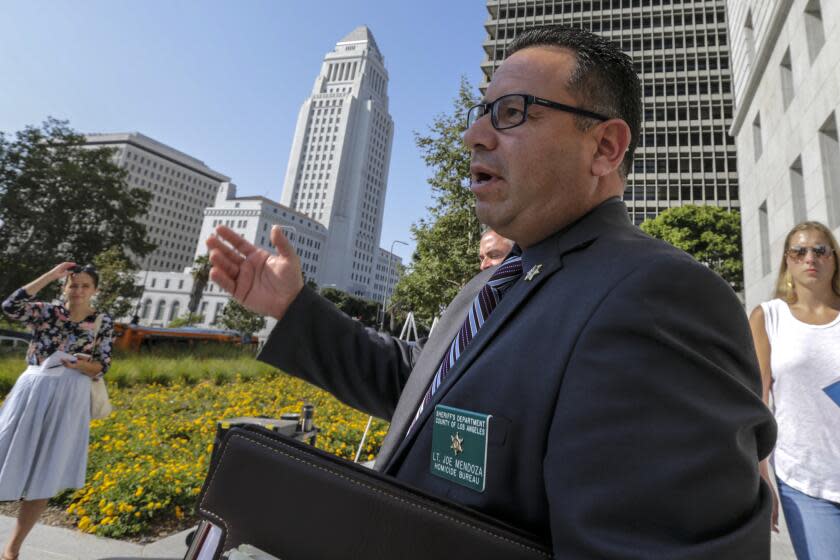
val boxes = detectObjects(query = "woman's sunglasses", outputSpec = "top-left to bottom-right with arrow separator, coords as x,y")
785,245 -> 835,261
70,264 -> 97,274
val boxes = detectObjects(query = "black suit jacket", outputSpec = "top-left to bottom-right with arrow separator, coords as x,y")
259,199 -> 777,559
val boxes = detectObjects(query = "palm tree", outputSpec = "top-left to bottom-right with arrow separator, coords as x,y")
187,254 -> 211,325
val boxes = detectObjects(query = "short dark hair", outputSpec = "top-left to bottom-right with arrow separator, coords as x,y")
507,25 -> 642,178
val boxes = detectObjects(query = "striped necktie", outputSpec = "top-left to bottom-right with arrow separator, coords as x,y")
406,254 -> 523,435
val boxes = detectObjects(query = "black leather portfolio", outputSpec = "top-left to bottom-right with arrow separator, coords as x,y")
189,424 -> 552,559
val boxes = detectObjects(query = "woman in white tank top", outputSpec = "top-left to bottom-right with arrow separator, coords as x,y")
749,221 -> 840,560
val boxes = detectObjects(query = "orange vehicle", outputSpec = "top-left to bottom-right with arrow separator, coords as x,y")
113,323 -> 258,352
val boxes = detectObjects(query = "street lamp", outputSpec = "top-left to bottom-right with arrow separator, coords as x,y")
379,240 -> 407,331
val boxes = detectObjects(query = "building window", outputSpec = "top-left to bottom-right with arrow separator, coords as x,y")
759,201 -> 771,277
169,301 -> 180,322
790,156 -> 807,224
164,279 -> 170,289
752,113 -> 763,161
141,299 -> 152,319
150,278 -> 156,288
154,300 -> 166,321
178,279 -> 184,289
744,11 -> 756,69
818,113 -> 840,227
804,0 -> 826,63
780,48 -> 794,110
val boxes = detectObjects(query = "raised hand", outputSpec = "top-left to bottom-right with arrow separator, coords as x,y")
22,262 -> 78,297
49,262 -> 78,282
206,225 -> 304,320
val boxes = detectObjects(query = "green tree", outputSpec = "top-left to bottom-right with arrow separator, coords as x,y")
320,287 -> 380,328
0,118 -> 154,299
92,246 -> 143,320
168,313 -> 205,328
391,77 -> 482,325
188,254 -> 210,318
640,205 -> 744,292
217,299 -> 266,339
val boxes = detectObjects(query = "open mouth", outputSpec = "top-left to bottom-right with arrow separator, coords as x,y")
471,171 -> 498,188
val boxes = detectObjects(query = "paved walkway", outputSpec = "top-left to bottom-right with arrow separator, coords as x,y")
0,513 -> 796,560
0,516 -> 188,560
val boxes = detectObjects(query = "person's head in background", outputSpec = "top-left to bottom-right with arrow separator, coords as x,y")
63,264 -> 99,309
479,228 -> 515,271
774,221 -> 840,302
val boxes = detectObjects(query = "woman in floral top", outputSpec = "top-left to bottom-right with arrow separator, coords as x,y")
0,262 -> 113,560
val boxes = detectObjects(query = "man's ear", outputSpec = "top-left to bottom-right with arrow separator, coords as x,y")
590,119 -> 632,177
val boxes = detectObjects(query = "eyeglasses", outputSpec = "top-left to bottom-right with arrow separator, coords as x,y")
785,245 -> 835,260
466,93 -> 611,131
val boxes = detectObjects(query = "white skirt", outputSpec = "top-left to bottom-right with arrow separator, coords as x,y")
0,365 -> 91,500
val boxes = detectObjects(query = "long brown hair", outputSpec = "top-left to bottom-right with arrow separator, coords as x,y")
774,221 -> 840,302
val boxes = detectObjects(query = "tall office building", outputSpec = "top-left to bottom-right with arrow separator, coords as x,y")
726,0 -> 840,309
85,132 -> 229,272
480,0 -> 738,225
280,26 -> 394,298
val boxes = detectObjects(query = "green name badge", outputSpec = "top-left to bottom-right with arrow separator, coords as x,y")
430,405 -> 491,492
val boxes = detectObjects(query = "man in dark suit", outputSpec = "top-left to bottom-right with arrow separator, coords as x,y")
208,25 -> 776,559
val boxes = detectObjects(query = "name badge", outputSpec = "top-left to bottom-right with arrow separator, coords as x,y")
430,405 -> 491,492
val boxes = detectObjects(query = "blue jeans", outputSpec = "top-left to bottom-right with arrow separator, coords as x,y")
777,478 -> 840,560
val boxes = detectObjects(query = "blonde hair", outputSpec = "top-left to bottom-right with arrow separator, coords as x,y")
774,221 -> 840,302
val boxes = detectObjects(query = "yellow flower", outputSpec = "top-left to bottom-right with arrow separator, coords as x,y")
134,486 -> 144,497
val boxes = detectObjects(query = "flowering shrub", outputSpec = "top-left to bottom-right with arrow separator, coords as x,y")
60,371 -> 389,538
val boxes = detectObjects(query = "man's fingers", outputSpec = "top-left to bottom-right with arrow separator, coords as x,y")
214,225 -> 257,257
207,240 -> 244,270
270,225 -> 297,259
209,266 -> 236,295
207,232 -> 246,264
209,249 -> 242,286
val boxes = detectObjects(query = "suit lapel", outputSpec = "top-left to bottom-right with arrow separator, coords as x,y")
375,269 -> 492,469
382,252 -> 565,471
380,199 -> 630,472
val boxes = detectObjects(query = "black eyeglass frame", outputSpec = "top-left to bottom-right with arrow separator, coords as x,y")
467,93 -> 612,130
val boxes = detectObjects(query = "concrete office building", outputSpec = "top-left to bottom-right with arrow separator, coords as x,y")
372,247 -> 405,308
480,0 -> 739,225
136,267 -> 279,339
726,0 -> 840,310
135,182 -> 328,337
197,183 -> 327,281
84,133 -> 229,272
280,26 -> 395,298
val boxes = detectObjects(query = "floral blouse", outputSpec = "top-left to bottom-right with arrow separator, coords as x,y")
1,288 -> 114,374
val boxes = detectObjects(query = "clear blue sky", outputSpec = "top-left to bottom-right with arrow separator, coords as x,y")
0,0 -> 488,263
